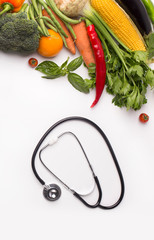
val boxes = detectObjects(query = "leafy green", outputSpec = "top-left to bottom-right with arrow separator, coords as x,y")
42,72 -> 65,79
145,32 -> 154,60
127,65 -> 144,78
133,51 -> 148,63
104,40 -> 154,110
67,56 -> 83,71
60,57 -> 69,69
36,56 -> 95,93
68,73 -> 90,93
145,69 -> 154,87
35,61 -> 61,75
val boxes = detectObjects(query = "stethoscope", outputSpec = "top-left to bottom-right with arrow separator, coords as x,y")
31,116 -> 125,210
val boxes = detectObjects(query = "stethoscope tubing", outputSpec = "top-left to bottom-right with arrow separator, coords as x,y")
31,116 -> 125,209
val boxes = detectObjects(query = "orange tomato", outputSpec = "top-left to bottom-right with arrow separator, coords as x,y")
37,29 -> 63,58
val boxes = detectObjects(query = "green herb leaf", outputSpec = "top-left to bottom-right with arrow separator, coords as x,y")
88,63 -> 96,79
88,63 -> 96,72
127,65 -> 144,78
112,75 -> 123,94
133,90 -> 145,110
112,56 -> 122,71
60,57 -> 69,69
133,51 -> 148,63
145,69 -> 154,87
120,80 -> 132,95
84,78 -> 95,89
67,73 -> 90,93
36,61 -> 60,75
42,72 -> 65,79
67,56 -> 83,72
145,32 -> 154,60
106,72 -> 114,90
126,87 -> 138,110
112,94 -> 127,108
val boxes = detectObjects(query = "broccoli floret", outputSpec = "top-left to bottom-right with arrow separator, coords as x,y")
14,19 -> 38,36
0,12 -> 39,54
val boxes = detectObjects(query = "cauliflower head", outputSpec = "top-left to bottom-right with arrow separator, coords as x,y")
54,0 -> 88,17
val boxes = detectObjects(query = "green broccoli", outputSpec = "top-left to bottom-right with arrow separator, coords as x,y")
0,12 -> 39,54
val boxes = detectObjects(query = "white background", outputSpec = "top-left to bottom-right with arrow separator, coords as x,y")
0,2 -> 154,239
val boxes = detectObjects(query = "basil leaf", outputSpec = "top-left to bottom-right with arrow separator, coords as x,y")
68,73 -> 89,93
60,57 -> 69,69
67,56 -> 83,72
42,69 -> 66,79
36,61 -> 60,75
42,73 -> 63,79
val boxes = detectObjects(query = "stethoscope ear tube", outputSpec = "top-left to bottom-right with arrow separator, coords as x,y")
31,116 -> 125,210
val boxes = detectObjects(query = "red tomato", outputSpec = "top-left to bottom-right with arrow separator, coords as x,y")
28,58 -> 38,68
139,113 -> 149,123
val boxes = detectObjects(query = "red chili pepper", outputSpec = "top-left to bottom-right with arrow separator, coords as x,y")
86,22 -> 106,108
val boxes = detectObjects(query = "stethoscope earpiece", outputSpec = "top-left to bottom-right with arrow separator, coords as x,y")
43,184 -> 61,201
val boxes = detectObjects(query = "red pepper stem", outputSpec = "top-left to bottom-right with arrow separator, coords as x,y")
0,3 -> 14,16
85,18 -> 92,27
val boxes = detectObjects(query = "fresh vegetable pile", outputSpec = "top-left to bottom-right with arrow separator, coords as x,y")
0,0 -> 154,110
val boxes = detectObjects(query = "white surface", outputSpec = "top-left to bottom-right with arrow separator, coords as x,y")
1,11 -> 154,240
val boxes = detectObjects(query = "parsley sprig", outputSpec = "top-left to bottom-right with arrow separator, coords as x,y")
103,32 -> 154,110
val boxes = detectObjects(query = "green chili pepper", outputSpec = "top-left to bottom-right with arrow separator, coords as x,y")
141,0 -> 154,24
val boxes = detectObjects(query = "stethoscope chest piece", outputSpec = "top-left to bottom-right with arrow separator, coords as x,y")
43,184 -> 61,201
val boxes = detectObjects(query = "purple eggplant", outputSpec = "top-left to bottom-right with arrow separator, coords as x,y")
115,0 -> 152,35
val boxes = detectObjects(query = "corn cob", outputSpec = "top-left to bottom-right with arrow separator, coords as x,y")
90,0 -> 146,51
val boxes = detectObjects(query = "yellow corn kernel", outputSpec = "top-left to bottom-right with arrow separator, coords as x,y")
91,0 -> 146,51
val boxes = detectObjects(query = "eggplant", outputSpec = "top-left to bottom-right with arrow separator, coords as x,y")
115,0 -> 152,35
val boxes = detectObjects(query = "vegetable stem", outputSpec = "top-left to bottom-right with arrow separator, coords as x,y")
63,21 -> 76,39
41,15 -> 55,28
29,4 -> 44,36
37,0 -> 68,37
0,3 -> 13,16
31,0 -> 39,15
38,3 -> 50,36
96,29 -> 111,62
18,3 -> 29,12
41,17 -> 57,32
46,0 -> 81,24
